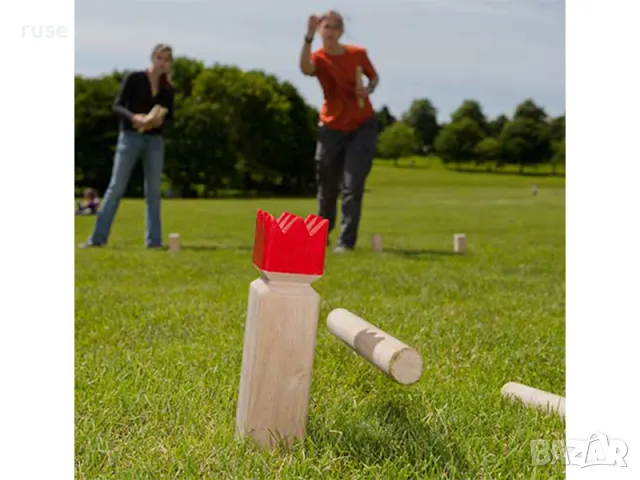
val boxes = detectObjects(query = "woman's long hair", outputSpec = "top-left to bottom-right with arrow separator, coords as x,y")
151,43 -> 173,89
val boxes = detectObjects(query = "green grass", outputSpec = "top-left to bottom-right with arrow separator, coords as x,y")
75,160 -> 565,479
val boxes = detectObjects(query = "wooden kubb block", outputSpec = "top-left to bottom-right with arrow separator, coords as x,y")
235,210 -> 329,449
371,234 -> 383,252
453,233 -> 467,253
168,233 -> 180,251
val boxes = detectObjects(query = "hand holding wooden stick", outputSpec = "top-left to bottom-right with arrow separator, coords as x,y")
137,105 -> 168,132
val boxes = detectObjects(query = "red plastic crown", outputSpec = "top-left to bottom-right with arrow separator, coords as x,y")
252,209 -> 329,276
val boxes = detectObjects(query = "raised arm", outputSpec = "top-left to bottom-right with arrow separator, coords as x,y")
112,72 -> 135,120
300,15 -> 321,76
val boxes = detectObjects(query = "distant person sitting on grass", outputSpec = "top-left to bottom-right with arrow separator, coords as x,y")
76,188 -> 100,215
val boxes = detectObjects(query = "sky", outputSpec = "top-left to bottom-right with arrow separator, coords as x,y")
75,0 -> 565,122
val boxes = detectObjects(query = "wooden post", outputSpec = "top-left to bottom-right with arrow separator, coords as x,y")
501,382 -> 565,417
235,209 -> 329,449
355,66 -> 364,108
326,308 -> 423,385
168,233 -> 180,252
453,233 -> 467,253
372,234 -> 383,252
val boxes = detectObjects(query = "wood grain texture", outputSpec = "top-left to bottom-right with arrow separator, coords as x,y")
235,274 -> 320,449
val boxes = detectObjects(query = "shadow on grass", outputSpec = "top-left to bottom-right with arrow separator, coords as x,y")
386,248 -> 463,259
311,398 -> 470,476
166,190 -> 318,200
180,244 -> 252,252
388,164 -> 432,170
107,244 -> 253,252
446,167 -> 565,178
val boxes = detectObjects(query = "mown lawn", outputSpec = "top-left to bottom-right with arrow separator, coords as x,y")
75,160 -> 565,479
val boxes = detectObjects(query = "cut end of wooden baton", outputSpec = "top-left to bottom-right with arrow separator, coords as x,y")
389,348 -> 423,385
326,308 -> 423,386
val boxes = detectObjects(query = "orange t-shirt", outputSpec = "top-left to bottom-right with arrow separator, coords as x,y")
311,44 -> 376,132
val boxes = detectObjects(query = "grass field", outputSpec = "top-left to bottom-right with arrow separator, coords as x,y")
75,160 -> 566,479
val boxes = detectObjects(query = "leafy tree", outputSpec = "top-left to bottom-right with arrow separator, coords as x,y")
434,118 -> 485,169
377,123 -> 418,165
474,137 -> 501,171
171,56 -> 205,98
487,114 -> 508,138
549,114 -> 565,142
376,105 -> 397,133
500,117 -> 553,173
401,98 -> 439,152
514,98 -> 548,123
450,100 -> 488,134
165,99 -> 236,197
74,75 -> 124,193
551,138 -> 565,175
267,79 -> 318,194
192,66 -> 293,192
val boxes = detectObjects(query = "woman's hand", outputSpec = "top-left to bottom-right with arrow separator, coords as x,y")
307,15 -> 321,37
131,114 -> 148,129
148,115 -> 164,128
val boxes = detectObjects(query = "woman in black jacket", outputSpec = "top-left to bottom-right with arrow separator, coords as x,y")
79,43 -> 175,249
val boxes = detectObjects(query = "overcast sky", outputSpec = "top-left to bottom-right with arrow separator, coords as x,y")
75,0 -> 565,122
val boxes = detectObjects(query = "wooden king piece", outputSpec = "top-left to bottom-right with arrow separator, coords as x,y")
235,209 -> 329,449
355,66 -> 365,108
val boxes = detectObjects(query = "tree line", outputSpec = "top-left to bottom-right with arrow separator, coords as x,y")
75,56 -> 565,198
377,98 -> 565,175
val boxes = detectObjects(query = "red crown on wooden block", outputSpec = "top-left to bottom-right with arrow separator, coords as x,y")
252,209 -> 329,276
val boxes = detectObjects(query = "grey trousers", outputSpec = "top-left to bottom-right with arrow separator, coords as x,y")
315,116 -> 378,248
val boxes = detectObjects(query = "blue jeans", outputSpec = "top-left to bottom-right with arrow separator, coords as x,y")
88,130 -> 164,247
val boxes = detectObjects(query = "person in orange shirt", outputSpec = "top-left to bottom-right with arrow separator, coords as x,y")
300,10 -> 379,252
